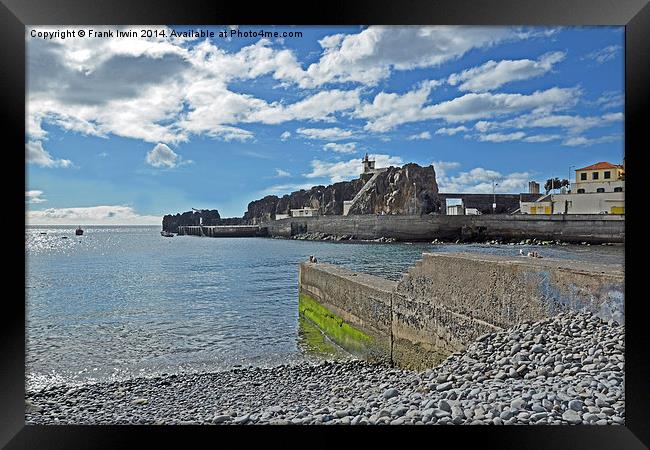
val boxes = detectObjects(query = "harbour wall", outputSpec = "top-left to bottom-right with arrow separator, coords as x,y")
299,253 -> 624,370
298,264 -> 394,364
269,214 -> 624,243
177,225 -> 268,237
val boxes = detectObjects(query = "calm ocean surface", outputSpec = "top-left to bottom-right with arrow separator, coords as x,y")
26,225 -> 623,390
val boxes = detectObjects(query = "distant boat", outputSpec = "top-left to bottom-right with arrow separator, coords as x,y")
75,227 -> 84,236
160,230 -> 174,237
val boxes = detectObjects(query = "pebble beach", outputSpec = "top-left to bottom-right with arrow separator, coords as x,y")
25,311 -> 624,425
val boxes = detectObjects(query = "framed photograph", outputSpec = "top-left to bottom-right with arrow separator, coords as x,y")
4,0 -> 647,447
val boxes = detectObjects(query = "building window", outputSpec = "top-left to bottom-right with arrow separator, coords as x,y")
614,187 -> 623,192
604,171 -> 611,179
577,189 -> 585,193
592,172 -> 599,180
580,173 -> 587,180
596,188 -> 605,193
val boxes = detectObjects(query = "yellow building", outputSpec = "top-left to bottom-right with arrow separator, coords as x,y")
521,201 -> 552,215
520,160 -> 625,215
573,162 -> 624,194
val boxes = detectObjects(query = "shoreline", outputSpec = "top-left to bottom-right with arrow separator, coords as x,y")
26,311 -> 624,425
287,232 -> 623,246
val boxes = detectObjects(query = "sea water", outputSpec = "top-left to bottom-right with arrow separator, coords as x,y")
25,225 -> 623,390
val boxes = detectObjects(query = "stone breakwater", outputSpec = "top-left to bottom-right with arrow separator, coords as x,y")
25,312 -> 623,425
291,232 -> 396,243
265,215 -> 624,244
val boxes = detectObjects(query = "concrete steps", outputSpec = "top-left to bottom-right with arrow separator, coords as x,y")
346,170 -> 386,213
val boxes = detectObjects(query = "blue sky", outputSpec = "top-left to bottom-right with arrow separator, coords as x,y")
26,25 -> 624,224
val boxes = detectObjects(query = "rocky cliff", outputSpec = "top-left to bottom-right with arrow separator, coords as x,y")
162,209 -> 245,232
164,162 -> 441,227
347,163 -> 439,215
243,179 -> 366,224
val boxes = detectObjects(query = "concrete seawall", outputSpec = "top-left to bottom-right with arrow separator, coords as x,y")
268,214 -> 624,243
298,263 -> 394,364
178,225 -> 268,237
299,252 -> 624,370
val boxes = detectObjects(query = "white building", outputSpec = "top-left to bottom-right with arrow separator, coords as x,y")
446,204 -> 465,215
520,161 -> 625,215
572,161 -> 624,194
342,201 -> 353,216
445,198 -> 465,215
275,213 -> 290,220
290,207 -> 319,217
362,153 -> 376,173
520,193 -> 624,215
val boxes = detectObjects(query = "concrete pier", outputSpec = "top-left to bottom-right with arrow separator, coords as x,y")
298,252 -> 624,370
177,225 -> 268,237
267,214 -> 624,243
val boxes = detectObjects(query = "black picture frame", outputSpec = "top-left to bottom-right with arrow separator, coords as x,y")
3,0 -> 647,447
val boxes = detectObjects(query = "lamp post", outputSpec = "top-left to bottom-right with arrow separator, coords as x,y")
568,165 -> 575,193
413,182 -> 417,215
492,180 -> 499,214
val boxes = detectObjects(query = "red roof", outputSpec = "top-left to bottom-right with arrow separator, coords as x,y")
576,162 -> 623,171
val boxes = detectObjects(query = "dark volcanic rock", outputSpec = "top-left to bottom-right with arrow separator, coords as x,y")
348,164 -> 440,215
165,162 -> 442,226
243,180 -> 365,224
243,195 -> 280,224
162,210 -> 244,232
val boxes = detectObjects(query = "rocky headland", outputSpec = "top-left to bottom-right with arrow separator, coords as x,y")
163,162 -> 443,230
162,209 -> 245,233
244,163 -> 440,224
25,312 -> 624,425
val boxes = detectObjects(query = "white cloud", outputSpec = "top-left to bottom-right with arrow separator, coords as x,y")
275,168 -> 291,177
299,26 -> 521,87
354,80 -> 441,132
26,141 -> 72,168
423,87 -> 579,123
478,132 -> 527,142
493,111 -> 623,134
263,183 -> 317,195
248,89 -> 360,124
304,154 -> 403,183
356,85 -> 579,132
182,87 -> 361,132
438,167 -> 530,193
522,134 -> 562,142
594,91 -> 623,110
26,190 -> 47,203
584,45 -> 621,64
26,205 -> 162,225
435,126 -> 468,136
26,25 -> 583,155
467,110 -> 623,149
145,143 -> 191,168
407,131 -> 432,140
280,131 -> 291,141
297,127 -> 354,140
561,134 -> 621,147
323,142 -> 357,153
27,29 -> 362,148
447,51 -> 565,92
431,161 -> 461,184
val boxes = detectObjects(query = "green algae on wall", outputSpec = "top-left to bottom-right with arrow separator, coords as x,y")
298,293 -> 373,355
297,314 -> 350,358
